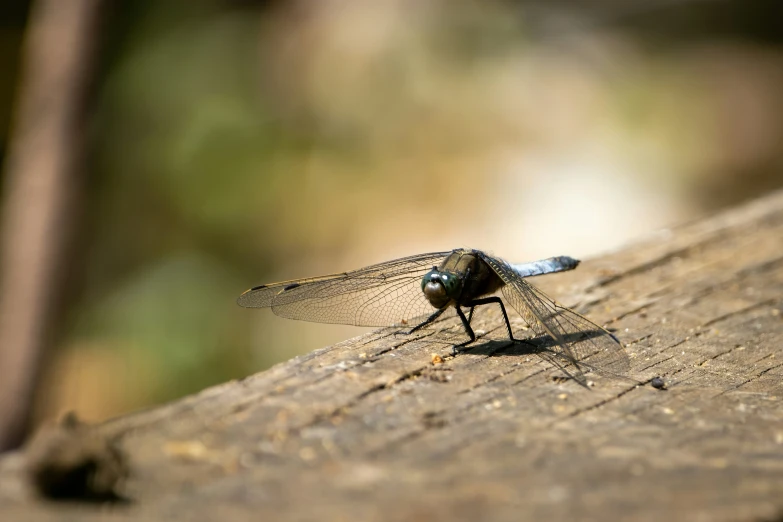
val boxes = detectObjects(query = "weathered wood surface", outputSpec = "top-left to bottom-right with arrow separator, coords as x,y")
2,191 -> 783,522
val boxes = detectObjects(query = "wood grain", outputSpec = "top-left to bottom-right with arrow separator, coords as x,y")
2,190 -> 782,522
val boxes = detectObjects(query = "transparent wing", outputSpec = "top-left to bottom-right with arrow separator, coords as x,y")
237,251 -> 451,327
480,253 -> 630,377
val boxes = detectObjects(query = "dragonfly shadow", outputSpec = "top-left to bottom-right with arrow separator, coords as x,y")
463,329 -> 607,356
462,329 -> 628,388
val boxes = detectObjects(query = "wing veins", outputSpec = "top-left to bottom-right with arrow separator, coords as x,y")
238,251 -> 448,308
480,253 -> 629,377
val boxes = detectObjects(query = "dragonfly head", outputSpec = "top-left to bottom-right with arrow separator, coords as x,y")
421,268 -> 462,309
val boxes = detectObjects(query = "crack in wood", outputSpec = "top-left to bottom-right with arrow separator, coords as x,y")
701,299 -> 778,329
546,382 -> 646,426
588,239 -> 729,290
712,360 -> 783,397
588,207 -> 783,293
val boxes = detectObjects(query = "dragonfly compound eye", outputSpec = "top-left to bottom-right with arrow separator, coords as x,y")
421,270 -> 450,308
438,273 -> 462,298
421,269 -> 462,309
422,281 -> 449,308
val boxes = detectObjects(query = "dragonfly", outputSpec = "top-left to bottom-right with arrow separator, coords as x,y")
237,248 -> 630,382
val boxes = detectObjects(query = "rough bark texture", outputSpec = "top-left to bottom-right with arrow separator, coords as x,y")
1,190 -> 783,522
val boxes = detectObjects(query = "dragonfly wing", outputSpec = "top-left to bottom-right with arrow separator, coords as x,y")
237,251 -> 451,327
480,254 -> 630,377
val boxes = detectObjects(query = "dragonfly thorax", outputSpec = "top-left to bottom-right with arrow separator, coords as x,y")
421,250 -> 507,310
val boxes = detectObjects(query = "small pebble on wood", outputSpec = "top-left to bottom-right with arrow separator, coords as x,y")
651,377 -> 667,390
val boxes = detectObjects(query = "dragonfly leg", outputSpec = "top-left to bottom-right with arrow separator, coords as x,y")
465,296 -> 516,341
452,306 -> 477,355
405,307 -> 446,335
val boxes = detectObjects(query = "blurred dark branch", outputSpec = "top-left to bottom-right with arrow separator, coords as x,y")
517,0 -> 783,45
0,0 -> 103,452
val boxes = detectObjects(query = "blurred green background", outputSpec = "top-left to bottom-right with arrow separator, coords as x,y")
1,0 -> 782,425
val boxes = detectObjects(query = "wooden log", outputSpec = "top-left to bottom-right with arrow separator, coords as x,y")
1,190 -> 782,522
